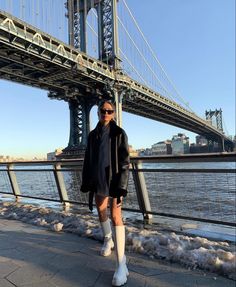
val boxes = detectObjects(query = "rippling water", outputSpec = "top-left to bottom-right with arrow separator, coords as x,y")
0,162 -> 235,223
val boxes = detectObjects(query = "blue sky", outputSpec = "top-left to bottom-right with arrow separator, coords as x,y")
0,0 -> 235,159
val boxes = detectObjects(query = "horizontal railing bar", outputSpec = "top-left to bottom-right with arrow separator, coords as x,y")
14,194 -> 61,202
130,169 -> 236,173
0,152 -> 235,167
144,211 -> 236,227
0,192 -> 13,195
0,169 -> 55,172
17,196 -> 92,209
0,168 -> 234,173
0,159 -> 84,166
131,152 -> 236,163
0,169 -> 82,172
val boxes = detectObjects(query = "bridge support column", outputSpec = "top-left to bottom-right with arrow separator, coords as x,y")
114,89 -> 123,127
220,137 -> 225,152
58,98 -> 93,159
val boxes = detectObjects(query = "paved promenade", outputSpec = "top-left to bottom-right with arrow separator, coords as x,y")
0,218 -> 234,287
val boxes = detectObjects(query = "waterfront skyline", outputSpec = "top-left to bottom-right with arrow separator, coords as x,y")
0,0 -> 235,159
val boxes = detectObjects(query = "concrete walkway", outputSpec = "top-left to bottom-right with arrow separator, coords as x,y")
0,218 -> 234,287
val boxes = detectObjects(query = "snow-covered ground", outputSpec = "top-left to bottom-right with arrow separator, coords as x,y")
0,201 -> 235,280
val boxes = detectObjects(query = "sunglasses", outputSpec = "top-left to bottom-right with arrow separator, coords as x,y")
100,109 -> 114,115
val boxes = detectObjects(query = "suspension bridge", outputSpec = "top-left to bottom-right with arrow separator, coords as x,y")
0,0 -> 234,157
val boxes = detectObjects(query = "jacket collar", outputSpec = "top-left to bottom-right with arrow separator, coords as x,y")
95,120 -> 119,137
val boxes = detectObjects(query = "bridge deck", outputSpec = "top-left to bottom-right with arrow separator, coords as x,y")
0,217 -> 234,287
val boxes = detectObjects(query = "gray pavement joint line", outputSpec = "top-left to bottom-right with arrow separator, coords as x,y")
4,264 -> 20,278
5,280 -> 17,287
71,249 -> 93,255
128,267 -> 172,277
92,272 -> 103,287
5,267 -> 20,287
46,268 -> 62,286
147,270 -> 173,277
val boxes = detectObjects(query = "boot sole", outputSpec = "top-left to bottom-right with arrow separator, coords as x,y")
101,244 -> 114,257
112,278 -> 127,286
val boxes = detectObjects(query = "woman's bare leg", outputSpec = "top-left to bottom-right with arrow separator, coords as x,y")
95,194 -> 109,222
110,197 -> 123,226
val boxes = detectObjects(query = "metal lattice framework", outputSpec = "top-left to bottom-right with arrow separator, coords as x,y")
63,0 -> 121,156
0,7 -> 234,156
67,0 -> 84,50
99,0 -> 118,66
206,109 -> 223,133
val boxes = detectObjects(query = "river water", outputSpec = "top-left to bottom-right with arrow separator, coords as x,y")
0,162 -> 235,223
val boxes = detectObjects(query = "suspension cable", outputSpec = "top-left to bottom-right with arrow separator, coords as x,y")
91,8 -> 172,99
118,16 -> 174,100
119,49 -> 149,85
222,118 -> 229,136
121,0 -> 195,112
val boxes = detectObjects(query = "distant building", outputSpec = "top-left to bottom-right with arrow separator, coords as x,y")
129,145 -> 138,157
190,143 -> 209,154
233,136 -> 236,151
196,135 -> 208,146
151,140 -> 172,155
190,135 -> 208,153
0,155 -> 12,162
171,133 -> 189,155
138,148 -> 152,156
47,148 -> 63,160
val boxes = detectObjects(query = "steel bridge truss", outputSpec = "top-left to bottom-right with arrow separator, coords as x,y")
206,109 -> 223,133
67,0 -> 120,67
0,9 -> 234,155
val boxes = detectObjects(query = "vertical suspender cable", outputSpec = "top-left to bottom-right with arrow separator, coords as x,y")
49,0 -> 53,35
121,0 -> 195,112
20,0 -> 23,20
36,0 -> 39,28
10,0 -> 13,14
32,0 -> 35,26
59,0 -> 64,41
8,0 -> 12,14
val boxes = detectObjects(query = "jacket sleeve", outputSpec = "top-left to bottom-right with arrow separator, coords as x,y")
117,130 -> 130,196
80,133 -> 91,193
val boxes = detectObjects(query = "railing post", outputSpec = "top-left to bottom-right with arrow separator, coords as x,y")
7,164 -> 21,201
132,161 -> 152,223
53,163 -> 70,208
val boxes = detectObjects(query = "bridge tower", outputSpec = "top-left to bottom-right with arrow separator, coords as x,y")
205,109 -> 227,152
205,109 -> 223,132
58,0 -> 122,158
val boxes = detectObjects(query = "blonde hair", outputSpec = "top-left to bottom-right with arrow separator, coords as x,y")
98,100 -> 116,111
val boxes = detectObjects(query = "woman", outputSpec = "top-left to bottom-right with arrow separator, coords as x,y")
81,100 -> 130,286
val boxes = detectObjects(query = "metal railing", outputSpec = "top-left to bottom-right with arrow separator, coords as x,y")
0,152 -> 235,227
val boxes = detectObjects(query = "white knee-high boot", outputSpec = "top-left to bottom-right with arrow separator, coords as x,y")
100,219 -> 114,257
112,225 -> 129,286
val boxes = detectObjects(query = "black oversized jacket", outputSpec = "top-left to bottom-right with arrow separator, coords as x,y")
80,120 -> 130,205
